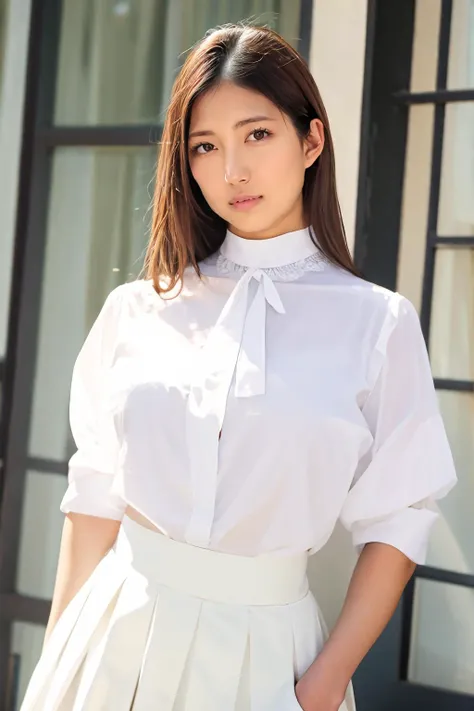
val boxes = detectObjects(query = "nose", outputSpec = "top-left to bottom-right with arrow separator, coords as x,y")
224,157 -> 250,185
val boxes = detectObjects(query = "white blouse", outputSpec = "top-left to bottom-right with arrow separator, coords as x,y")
60,227 -> 457,564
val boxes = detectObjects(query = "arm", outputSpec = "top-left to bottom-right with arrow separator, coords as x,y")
46,287 -> 127,646
44,513 -> 120,648
295,542 -> 416,710
296,294 -> 457,710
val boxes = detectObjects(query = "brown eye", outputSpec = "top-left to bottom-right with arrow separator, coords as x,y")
193,142 -> 215,155
249,128 -> 270,142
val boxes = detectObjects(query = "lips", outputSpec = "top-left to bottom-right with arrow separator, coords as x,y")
229,195 -> 263,212
230,195 -> 262,205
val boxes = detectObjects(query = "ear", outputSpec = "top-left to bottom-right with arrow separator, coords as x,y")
303,118 -> 325,169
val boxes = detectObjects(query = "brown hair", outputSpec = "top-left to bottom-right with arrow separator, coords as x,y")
143,23 -> 361,295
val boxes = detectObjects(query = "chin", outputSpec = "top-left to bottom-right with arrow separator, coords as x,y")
226,215 -> 278,239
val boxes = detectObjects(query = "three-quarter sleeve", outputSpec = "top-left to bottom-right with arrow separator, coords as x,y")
60,286 -> 127,521
339,293 -> 457,564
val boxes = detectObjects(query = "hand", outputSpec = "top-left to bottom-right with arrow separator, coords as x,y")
294,667 -> 347,711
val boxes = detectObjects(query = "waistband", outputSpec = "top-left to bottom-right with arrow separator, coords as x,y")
113,515 -> 309,606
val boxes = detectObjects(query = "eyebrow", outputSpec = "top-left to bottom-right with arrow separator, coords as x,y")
188,115 -> 276,139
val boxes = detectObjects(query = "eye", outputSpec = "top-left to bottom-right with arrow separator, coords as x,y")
248,128 -> 271,142
191,142 -> 215,155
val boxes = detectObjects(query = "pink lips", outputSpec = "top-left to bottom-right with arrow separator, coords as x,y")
230,195 -> 263,211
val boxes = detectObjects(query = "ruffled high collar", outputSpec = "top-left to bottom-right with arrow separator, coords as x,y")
219,226 -> 321,269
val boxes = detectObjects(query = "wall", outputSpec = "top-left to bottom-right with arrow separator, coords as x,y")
306,0 -> 369,631
309,0 -> 368,256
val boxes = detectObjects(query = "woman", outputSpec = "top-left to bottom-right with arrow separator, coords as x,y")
21,23 -> 457,711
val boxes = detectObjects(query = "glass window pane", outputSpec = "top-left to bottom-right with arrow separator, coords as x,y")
0,0 -> 31,382
447,0 -> 474,90
438,103 -> 474,237
429,247 -> 474,382
54,0 -> 303,126
28,146 -> 156,461
16,471 -> 67,599
408,578 -> 474,695
10,622 -> 45,710
410,0 -> 442,92
398,104 -> 435,309
426,391 -> 474,575
412,0 -> 474,93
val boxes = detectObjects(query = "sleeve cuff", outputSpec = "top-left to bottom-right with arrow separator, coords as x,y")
60,469 -> 126,521
351,506 -> 439,565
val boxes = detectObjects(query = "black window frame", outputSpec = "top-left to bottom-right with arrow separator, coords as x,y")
354,1 -> 474,709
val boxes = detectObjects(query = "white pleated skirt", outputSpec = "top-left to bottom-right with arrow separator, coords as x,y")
20,516 -> 356,711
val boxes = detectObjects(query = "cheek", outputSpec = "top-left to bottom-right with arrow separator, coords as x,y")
259,143 -> 306,191
189,160 -> 205,190
190,159 -> 221,200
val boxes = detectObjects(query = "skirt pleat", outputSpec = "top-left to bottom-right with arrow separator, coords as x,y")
131,587 -> 202,711
64,595 -> 122,711
44,582 -> 127,709
288,591 -> 321,681
73,571 -> 157,711
249,604 -> 303,711
21,552 -> 128,711
173,601 -> 250,711
20,516 -> 356,711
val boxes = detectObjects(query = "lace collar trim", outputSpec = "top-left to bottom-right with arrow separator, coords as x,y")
213,226 -> 329,282
214,251 -> 329,282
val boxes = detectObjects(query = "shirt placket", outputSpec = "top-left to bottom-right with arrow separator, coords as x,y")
183,268 -> 285,548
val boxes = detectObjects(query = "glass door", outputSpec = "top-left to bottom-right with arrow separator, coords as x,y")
355,1 -> 474,709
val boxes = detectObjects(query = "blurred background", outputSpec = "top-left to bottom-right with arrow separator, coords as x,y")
0,1 -> 472,709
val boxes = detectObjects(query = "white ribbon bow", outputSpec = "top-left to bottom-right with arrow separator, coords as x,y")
190,266 -> 285,419
184,267 -> 285,547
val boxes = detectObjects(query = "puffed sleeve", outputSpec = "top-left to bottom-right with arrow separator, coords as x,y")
60,285 -> 127,521
339,292 -> 457,564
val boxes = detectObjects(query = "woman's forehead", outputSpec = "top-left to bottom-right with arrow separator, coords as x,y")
189,83 -> 279,130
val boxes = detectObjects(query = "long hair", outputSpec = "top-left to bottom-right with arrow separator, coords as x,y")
143,23 -> 360,295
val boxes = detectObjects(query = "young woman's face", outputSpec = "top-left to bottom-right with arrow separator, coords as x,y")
187,81 -> 324,239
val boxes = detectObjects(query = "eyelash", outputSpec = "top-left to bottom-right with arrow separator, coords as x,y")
190,127 -> 272,155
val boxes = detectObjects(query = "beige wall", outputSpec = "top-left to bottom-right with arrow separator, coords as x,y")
309,0 -> 368,256
307,0 -> 369,630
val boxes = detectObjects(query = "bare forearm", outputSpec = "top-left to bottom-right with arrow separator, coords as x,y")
296,542 -> 416,708
44,513 -> 120,647
317,542 -> 415,682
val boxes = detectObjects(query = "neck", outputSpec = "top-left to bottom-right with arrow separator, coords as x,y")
220,225 -> 320,269
227,208 -> 307,241
227,226 -> 309,241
